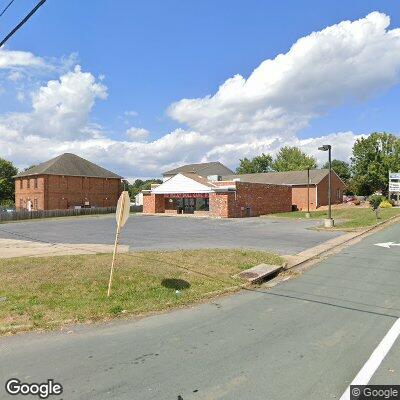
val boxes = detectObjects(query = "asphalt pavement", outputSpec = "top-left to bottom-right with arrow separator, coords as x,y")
1,222 -> 399,399
0,214 -> 342,255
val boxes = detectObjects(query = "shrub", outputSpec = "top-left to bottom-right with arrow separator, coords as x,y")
353,199 -> 361,206
380,200 -> 393,208
369,194 -> 385,210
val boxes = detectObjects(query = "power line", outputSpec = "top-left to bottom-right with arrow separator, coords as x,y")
0,0 -> 46,47
0,0 -> 16,18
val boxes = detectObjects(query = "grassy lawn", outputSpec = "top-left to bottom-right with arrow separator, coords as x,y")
0,249 -> 282,335
271,207 -> 400,229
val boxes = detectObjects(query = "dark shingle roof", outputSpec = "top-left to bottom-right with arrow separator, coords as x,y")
15,153 -> 123,179
223,169 -> 333,186
163,162 -> 234,177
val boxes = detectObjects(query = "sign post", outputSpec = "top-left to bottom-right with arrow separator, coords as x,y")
107,191 -> 130,297
389,172 -> 400,206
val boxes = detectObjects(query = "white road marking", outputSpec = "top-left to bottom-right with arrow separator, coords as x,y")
340,318 -> 400,400
374,242 -> 400,249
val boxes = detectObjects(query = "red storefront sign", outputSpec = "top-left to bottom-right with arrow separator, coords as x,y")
164,193 -> 209,199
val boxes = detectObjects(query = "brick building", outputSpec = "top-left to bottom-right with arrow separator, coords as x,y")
143,162 -> 346,218
14,153 -> 123,211
225,169 -> 346,211
143,173 -> 292,218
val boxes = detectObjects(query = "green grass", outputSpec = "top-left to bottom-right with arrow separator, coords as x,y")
0,249 -> 283,335
271,207 -> 400,229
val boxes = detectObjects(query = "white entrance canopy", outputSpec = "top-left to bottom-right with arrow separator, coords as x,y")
152,173 -> 215,194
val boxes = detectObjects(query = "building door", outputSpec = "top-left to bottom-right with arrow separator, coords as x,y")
183,198 -> 195,214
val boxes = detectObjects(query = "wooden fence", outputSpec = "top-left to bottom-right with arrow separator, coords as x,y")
0,205 -> 142,222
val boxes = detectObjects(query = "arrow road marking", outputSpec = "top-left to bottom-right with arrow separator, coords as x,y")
374,242 -> 400,249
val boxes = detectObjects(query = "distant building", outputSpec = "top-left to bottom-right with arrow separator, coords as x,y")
143,163 -> 345,217
162,162 -> 234,181
14,153 -> 123,211
224,169 -> 345,211
143,172 -> 292,218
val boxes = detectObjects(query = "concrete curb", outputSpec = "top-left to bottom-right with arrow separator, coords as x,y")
284,214 -> 400,272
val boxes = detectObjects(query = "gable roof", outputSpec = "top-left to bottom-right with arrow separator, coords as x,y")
223,169 -> 336,186
14,153 -> 123,179
163,162 -> 234,177
152,173 -> 217,194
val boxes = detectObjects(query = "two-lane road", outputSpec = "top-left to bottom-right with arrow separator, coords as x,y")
1,223 -> 399,399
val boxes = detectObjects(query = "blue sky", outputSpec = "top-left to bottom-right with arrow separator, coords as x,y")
0,0 -> 399,177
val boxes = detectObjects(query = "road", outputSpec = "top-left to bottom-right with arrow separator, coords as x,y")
1,222 -> 399,399
0,214 -> 341,255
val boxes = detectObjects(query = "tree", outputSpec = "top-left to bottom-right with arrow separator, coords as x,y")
127,179 -> 162,199
236,153 -> 273,174
272,146 -> 317,172
351,132 -> 400,196
0,158 -> 18,206
323,159 -> 351,183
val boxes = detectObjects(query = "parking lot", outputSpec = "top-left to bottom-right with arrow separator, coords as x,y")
0,214 -> 342,255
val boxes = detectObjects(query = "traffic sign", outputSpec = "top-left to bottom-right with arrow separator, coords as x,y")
389,172 -> 400,180
389,182 -> 400,192
107,191 -> 131,297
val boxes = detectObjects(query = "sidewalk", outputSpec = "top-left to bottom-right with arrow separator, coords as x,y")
0,238 -> 129,258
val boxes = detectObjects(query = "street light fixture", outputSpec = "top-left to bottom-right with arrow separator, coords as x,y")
318,144 -> 334,228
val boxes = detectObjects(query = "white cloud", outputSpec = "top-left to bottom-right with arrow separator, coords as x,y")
169,12 -> 400,141
1,65 -> 107,140
1,12 -> 400,177
124,110 -> 138,117
125,127 -> 150,141
0,48 -> 47,69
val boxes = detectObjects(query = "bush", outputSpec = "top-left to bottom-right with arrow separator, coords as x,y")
353,199 -> 361,206
380,200 -> 393,208
369,194 -> 385,210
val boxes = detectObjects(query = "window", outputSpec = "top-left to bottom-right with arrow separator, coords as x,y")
19,199 -> 23,209
34,198 -> 38,210
19,179 -> 23,189
27,179 -> 30,189
336,189 -> 341,200
34,178 -> 38,189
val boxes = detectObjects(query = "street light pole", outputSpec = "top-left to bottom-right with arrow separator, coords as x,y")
328,145 -> 332,220
305,168 -> 310,218
318,144 -> 334,228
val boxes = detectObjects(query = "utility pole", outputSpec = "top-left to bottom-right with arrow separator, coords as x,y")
318,144 -> 334,227
305,168 -> 310,218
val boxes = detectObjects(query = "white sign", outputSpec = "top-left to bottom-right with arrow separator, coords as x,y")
389,182 -> 400,192
374,242 -> 400,249
107,191 -> 131,297
389,172 -> 400,180
115,191 -> 130,228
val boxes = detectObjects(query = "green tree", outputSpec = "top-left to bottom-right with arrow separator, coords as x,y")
0,158 -> 18,206
272,146 -> 317,172
236,153 -> 273,174
128,179 -> 162,199
323,159 -> 351,183
351,132 -> 400,196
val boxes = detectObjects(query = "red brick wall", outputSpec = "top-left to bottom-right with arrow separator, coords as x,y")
143,193 -> 165,213
290,174 -> 345,210
292,185 -> 318,211
209,182 -> 292,218
15,175 -> 122,210
15,176 -> 45,210
316,173 -> 345,208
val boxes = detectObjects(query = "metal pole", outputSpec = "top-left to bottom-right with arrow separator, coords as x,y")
328,146 -> 332,220
307,168 -> 310,214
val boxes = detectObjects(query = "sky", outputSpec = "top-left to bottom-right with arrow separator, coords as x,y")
0,0 -> 399,179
